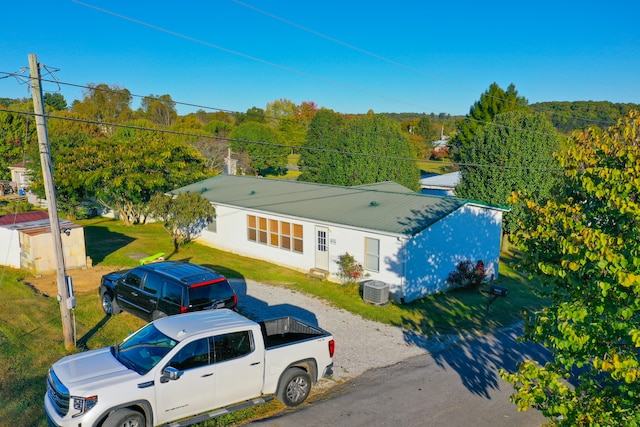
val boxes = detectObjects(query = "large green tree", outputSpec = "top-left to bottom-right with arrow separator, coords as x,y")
71,83 -> 133,136
229,121 -> 288,175
299,111 -> 420,190
78,125 -> 211,225
140,94 -> 177,127
0,105 -> 35,180
148,192 -> 215,251
451,82 -> 528,162
455,109 -> 562,233
501,110 -> 640,426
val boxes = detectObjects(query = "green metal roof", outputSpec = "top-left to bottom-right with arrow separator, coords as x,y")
173,175 -> 490,236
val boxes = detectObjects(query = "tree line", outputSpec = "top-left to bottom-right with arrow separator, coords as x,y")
1,79 -> 639,423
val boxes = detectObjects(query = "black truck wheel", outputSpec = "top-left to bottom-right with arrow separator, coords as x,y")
101,291 -> 120,316
277,367 -> 311,407
103,408 -> 144,427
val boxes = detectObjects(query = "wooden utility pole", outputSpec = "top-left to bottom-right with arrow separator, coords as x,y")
28,54 -> 74,349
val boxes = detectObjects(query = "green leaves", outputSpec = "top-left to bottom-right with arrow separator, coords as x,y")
502,110 -> 640,426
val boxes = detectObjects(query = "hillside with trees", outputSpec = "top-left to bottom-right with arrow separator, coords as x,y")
531,100 -> 640,133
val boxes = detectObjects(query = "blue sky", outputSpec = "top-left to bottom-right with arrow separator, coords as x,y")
2,0 -> 638,116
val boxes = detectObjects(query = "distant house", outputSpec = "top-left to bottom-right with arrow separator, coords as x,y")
420,171 -> 461,197
0,211 -> 87,275
8,162 -> 29,193
173,175 -> 507,303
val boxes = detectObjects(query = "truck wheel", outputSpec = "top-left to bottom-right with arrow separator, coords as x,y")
103,408 -> 144,427
277,367 -> 311,407
101,291 -> 120,316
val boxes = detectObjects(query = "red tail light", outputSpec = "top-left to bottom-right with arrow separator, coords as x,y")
328,339 -> 335,358
180,306 -> 188,314
233,294 -> 238,308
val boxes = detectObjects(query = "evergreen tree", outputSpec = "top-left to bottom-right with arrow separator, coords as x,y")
300,111 -> 420,190
455,109 -> 561,234
451,82 -> 528,162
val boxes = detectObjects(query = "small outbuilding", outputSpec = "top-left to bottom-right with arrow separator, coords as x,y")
0,211 -> 87,275
173,175 -> 508,303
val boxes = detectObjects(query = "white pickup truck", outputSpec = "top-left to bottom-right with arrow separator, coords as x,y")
44,309 -> 334,426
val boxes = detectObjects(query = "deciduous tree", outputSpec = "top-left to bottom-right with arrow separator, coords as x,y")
71,83 -> 133,136
229,121 -> 288,175
79,125 -> 212,224
148,192 -> 215,251
501,110 -> 640,426
0,107 -> 34,180
141,94 -> 177,127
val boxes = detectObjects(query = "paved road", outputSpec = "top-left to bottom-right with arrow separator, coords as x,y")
245,325 -> 552,427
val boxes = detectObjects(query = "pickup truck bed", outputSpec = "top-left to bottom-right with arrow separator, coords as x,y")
260,317 -> 330,348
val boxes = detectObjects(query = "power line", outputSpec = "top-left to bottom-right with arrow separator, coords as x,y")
70,0 -> 438,114
1,107 -> 565,172
231,1 -> 619,128
0,70 -> 585,142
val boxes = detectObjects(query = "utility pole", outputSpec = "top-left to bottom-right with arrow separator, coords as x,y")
28,54 -> 74,350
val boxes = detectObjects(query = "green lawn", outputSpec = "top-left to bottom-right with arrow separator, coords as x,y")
0,218 -> 546,426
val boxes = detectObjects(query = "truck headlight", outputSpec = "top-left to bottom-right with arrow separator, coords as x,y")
71,395 -> 98,417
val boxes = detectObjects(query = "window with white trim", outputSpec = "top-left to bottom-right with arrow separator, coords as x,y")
364,237 -> 380,272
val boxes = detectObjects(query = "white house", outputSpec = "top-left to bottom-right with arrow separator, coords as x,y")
420,171 -> 461,197
173,175 -> 508,303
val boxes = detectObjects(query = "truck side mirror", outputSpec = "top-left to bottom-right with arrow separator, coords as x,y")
160,366 -> 182,383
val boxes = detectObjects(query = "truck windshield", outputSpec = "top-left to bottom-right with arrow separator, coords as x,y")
113,323 -> 178,375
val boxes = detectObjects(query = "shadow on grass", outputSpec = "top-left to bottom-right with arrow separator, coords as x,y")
83,225 -> 135,265
77,316 -> 112,350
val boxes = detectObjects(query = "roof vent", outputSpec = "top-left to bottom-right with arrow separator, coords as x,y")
362,280 -> 389,305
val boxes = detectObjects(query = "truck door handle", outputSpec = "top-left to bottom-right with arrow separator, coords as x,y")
201,373 -> 213,378
250,362 -> 261,366
131,292 -> 138,296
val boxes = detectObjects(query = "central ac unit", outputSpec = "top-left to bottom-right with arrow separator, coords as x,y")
362,280 -> 389,305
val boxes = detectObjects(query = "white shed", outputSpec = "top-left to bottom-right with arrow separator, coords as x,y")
173,175 -> 507,303
0,211 -> 87,275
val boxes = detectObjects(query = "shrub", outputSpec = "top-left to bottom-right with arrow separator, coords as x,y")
335,253 -> 365,284
447,260 -> 485,288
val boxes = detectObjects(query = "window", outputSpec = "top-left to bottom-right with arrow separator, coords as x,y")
247,215 -> 303,254
207,216 -> 217,233
161,281 -> 183,305
168,338 -> 211,370
213,331 -> 253,363
365,237 -> 380,272
124,271 -> 145,288
143,273 -> 160,295
269,219 -> 279,246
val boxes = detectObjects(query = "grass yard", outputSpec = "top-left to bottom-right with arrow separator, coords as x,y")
0,218 -> 547,426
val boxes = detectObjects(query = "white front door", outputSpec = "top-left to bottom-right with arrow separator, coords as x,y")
315,226 -> 329,271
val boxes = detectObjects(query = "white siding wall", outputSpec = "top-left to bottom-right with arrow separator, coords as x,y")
0,228 -> 21,268
196,203 -> 503,304
403,204 -> 503,302
195,205 -> 404,287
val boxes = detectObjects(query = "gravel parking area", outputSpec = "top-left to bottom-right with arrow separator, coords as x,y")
230,278 -> 438,388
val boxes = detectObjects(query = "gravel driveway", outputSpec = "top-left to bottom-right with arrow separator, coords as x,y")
230,278 -> 456,388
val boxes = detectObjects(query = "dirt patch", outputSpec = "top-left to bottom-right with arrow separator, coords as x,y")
24,266 -> 125,297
